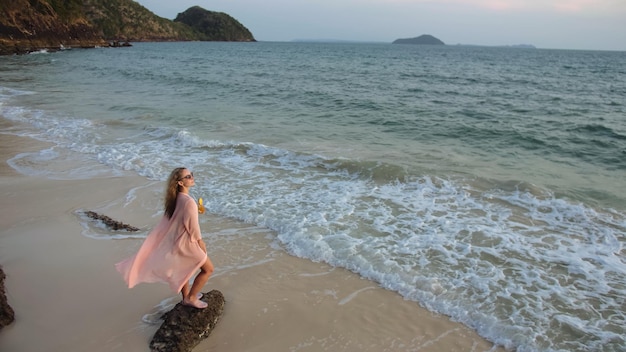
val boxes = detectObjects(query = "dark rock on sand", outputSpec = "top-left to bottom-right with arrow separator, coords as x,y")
150,290 -> 225,352
83,210 -> 140,232
0,266 -> 15,330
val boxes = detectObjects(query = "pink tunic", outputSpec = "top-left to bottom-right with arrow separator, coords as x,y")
115,193 -> 207,293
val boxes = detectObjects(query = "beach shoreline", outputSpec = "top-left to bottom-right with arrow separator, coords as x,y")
0,134 -> 504,351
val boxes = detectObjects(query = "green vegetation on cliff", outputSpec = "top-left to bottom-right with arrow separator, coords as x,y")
0,0 -> 106,54
47,0 -> 83,20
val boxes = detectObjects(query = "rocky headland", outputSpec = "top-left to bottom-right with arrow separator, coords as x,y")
174,6 -> 255,42
0,0 -> 256,55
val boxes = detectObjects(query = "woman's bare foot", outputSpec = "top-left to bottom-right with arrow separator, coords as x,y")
183,298 -> 208,309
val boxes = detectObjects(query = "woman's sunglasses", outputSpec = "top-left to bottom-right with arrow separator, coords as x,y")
179,172 -> 194,181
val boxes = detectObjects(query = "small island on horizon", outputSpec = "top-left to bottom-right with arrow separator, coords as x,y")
392,34 -> 445,45
293,34 -> 536,49
391,34 -> 535,48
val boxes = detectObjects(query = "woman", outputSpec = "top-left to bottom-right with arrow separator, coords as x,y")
116,167 -> 214,309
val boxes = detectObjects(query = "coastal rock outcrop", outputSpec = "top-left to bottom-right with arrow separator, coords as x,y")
150,290 -> 225,352
0,266 -> 15,330
174,6 -> 256,42
392,34 -> 445,45
1,0 -> 256,55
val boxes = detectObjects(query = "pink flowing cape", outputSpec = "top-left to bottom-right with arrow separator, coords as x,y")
115,193 -> 207,293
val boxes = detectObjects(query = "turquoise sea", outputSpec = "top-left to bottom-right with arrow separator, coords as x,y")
1,42 -> 625,351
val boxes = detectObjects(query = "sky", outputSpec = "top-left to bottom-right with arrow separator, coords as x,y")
136,0 -> 626,51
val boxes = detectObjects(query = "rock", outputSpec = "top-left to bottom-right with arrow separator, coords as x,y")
83,211 -> 140,232
150,290 -> 225,352
108,40 -> 132,48
0,266 -> 15,330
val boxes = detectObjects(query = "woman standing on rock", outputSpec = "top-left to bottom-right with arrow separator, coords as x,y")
116,167 -> 214,309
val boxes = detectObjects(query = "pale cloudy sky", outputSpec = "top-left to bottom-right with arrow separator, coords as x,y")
136,0 -> 626,51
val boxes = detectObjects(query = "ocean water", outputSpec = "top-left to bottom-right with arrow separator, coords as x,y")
1,42 -> 625,351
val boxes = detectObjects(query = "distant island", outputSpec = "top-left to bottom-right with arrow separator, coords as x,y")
392,34 -> 445,45
0,0 -> 255,55
390,35 -> 536,49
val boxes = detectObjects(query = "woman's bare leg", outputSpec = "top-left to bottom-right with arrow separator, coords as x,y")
183,257 -> 214,308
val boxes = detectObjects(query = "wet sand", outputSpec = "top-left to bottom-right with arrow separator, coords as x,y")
0,134 -> 504,351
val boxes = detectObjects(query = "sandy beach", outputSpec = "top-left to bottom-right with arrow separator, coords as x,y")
0,134 -> 504,352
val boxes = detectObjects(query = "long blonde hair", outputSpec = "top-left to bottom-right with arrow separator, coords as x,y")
164,167 -> 187,219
